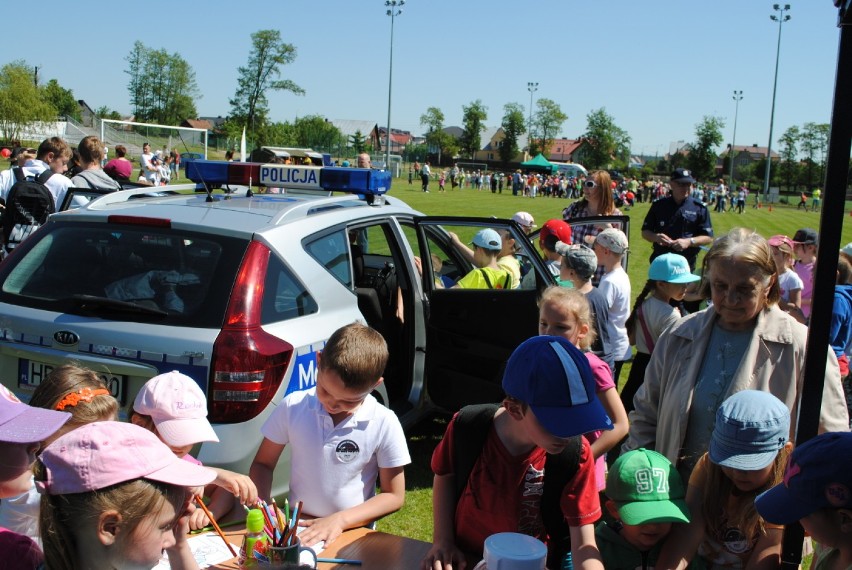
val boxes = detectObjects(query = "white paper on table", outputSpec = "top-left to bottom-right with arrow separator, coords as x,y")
295,525 -> 326,564
155,532 -> 239,569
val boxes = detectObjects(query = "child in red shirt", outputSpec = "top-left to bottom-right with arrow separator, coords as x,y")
421,336 -> 612,570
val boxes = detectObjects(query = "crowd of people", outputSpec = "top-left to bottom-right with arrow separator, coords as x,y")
2,144 -> 852,569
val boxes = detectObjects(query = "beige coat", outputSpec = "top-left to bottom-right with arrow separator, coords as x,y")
625,304 -> 850,463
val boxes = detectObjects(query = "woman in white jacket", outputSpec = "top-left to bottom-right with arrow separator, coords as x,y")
624,228 -> 849,477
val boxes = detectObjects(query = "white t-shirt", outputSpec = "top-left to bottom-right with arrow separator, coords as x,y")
0,160 -> 72,208
598,266 -> 632,361
778,268 -> 804,303
260,388 -> 410,518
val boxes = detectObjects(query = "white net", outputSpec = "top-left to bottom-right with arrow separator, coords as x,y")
98,119 -> 208,161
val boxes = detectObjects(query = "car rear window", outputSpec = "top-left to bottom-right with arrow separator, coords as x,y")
0,222 -> 248,327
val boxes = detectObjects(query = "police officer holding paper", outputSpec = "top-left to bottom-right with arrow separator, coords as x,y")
641,168 -> 714,272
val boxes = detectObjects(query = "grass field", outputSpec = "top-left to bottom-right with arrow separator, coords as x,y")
374,178 -> 852,553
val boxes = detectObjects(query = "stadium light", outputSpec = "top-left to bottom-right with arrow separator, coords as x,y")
763,4 -> 791,197
385,1 -> 404,171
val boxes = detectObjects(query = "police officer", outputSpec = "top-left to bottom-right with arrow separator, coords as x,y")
641,168 -> 714,272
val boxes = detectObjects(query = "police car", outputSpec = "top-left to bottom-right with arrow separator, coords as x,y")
0,160 -> 555,497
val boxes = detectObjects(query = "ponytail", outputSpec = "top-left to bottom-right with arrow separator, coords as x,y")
625,280 -> 656,343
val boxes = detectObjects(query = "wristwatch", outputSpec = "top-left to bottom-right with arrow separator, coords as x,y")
690,237 -> 696,246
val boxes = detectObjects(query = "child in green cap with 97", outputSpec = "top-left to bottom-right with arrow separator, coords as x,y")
596,448 -> 691,569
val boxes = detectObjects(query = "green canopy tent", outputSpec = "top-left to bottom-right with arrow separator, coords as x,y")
520,153 -> 556,173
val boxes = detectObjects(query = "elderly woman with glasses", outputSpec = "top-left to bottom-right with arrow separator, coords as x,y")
561,170 -> 623,284
624,228 -> 849,479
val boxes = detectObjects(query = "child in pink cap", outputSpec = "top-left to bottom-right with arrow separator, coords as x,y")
0,384 -> 70,568
37,421 -> 216,570
131,371 -> 258,530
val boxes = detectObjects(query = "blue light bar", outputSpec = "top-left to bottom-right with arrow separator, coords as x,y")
320,167 -> 390,195
186,160 -> 390,196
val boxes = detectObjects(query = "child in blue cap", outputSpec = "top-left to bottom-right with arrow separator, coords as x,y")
422,336 -> 612,570
452,228 -> 512,289
755,432 -> 852,570
657,390 -> 793,569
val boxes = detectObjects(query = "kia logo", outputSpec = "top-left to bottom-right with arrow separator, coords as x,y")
53,331 -> 79,345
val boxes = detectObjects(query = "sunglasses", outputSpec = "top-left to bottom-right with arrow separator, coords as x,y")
584,180 -> 597,189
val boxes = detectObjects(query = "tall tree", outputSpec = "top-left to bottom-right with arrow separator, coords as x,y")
531,98 -> 567,157
685,115 -> 725,180
230,30 -> 305,139
500,102 -> 526,166
778,125 -> 800,192
582,108 -> 631,170
420,106 -> 453,164
459,100 -> 487,159
799,122 -> 824,191
124,42 -> 199,124
0,61 -> 55,142
349,130 -> 366,154
41,79 -> 80,121
292,115 -> 342,151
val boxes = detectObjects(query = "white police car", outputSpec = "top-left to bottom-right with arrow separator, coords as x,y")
0,160 -> 555,497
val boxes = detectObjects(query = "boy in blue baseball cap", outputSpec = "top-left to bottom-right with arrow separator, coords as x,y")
755,432 -> 852,570
422,336 -> 612,570
452,228 -> 512,289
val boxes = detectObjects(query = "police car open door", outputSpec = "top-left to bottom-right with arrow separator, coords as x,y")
412,217 -> 554,412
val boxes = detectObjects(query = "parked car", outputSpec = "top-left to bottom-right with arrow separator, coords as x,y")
0,160 -> 556,498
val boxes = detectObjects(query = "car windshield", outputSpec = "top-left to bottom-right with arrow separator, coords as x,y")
0,223 -> 247,327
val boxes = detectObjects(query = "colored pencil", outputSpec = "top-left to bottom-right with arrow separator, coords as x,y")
194,495 -> 237,557
286,500 -> 304,546
189,518 -> 244,534
316,558 -> 362,565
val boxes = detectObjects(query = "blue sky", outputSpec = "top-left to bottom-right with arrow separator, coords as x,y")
4,1 -> 842,156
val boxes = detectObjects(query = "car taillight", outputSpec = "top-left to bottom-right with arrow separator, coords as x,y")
210,241 -> 293,423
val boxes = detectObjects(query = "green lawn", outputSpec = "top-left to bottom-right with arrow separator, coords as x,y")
377,179 -> 844,567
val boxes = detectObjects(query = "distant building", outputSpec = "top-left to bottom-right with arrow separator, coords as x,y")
441,126 -> 529,164
328,119 -> 381,151
716,143 -> 780,178
377,127 -> 412,154
547,138 -> 590,164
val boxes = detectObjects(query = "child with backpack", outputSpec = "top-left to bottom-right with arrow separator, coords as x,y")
656,390 -> 793,569
621,253 -> 699,413
421,336 -> 613,570
755,432 -> 852,570
0,137 -> 73,252
538,286 -> 629,490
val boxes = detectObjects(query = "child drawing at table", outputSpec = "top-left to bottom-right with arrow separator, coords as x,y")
0,365 -> 118,546
0,384 -> 70,568
250,323 -> 411,547
36,421 -> 216,570
131,371 -> 258,530
422,336 -> 612,570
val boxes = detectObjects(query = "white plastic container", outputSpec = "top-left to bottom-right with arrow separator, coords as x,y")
471,532 -> 547,570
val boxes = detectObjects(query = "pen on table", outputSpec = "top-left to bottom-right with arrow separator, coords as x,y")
317,558 -> 363,566
194,495 -> 237,557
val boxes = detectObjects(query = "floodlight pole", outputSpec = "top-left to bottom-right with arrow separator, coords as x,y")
385,1 -> 404,172
763,4 -> 791,197
729,90 -> 743,186
527,82 -> 538,154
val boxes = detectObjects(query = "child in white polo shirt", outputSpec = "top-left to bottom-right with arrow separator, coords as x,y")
250,323 -> 410,547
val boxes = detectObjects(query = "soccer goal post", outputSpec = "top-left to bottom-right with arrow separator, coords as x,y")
99,119 -> 208,159
456,161 -> 489,172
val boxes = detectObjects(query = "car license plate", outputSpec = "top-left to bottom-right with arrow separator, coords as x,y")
18,359 -> 127,406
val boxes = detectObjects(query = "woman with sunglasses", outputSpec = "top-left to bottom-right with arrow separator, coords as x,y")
561,170 -> 623,284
